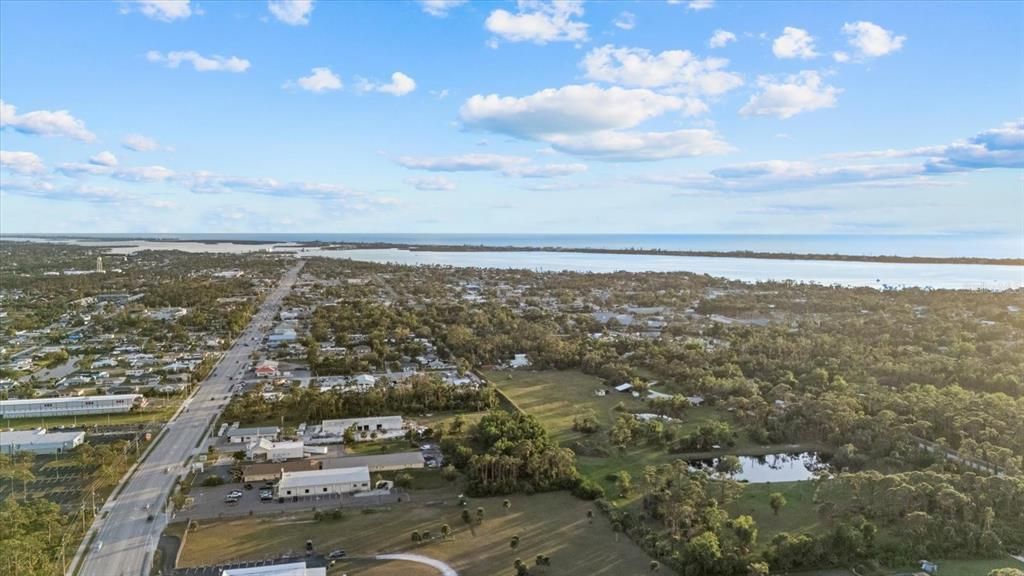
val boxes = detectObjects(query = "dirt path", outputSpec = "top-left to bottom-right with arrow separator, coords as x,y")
374,553 -> 457,576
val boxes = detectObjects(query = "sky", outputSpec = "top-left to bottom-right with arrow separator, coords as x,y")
0,0 -> 1021,236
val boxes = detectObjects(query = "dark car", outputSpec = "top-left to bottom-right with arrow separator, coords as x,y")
327,550 -> 347,560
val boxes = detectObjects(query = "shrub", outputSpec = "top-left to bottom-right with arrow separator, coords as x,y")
200,475 -> 224,487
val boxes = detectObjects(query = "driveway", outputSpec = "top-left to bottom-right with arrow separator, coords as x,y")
375,554 -> 457,576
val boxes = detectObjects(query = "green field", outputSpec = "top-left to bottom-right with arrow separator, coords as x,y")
176,488 -> 656,576
489,369 -> 769,496
726,481 -> 824,547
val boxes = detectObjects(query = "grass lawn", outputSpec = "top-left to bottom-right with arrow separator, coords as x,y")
345,438 -> 419,455
726,481 -> 824,548
176,489 -> 655,576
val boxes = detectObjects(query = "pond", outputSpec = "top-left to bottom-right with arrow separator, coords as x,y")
689,452 -> 825,483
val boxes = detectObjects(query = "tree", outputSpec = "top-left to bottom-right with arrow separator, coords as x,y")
714,455 -> 742,502
442,464 -> 458,482
587,510 -> 594,524
440,524 -> 452,540
987,570 -> 1024,576
503,499 -> 511,513
616,470 -> 633,498
649,560 -> 660,572
476,506 -> 485,524
747,561 -> 770,576
461,509 -> 472,525
510,535 -> 520,551
770,492 -> 787,516
232,450 -> 246,462
411,530 -> 421,544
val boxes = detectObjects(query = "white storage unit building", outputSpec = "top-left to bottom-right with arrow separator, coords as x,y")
227,426 -> 280,444
247,438 -> 305,462
0,428 -> 85,455
0,394 -> 144,419
321,415 -> 403,437
276,466 -> 371,498
221,561 -> 326,576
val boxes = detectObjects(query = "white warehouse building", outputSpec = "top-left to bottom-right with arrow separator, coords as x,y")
247,438 -> 305,462
321,415 -> 404,438
276,466 -> 371,498
222,561 -> 326,576
0,394 -> 145,419
0,428 -> 86,455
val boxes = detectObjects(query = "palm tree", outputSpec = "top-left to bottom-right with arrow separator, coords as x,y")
440,524 -> 452,540
510,535 -> 520,551
586,510 -> 594,524
649,560 -> 660,572
476,506 -> 485,524
503,499 -> 511,513
461,509 -> 472,525
411,530 -> 421,544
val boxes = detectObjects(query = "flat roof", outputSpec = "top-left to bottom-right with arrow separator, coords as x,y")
229,426 -> 280,436
320,451 -> 424,470
0,429 -> 85,445
0,394 -> 141,407
221,561 -> 326,576
279,466 -> 370,490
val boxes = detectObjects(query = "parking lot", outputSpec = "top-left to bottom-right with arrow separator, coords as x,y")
181,481 -> 405,521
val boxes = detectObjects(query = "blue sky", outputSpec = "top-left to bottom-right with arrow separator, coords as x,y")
0,0 -> 1021,235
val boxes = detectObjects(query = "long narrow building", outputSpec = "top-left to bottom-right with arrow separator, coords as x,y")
0,394 -> 145,419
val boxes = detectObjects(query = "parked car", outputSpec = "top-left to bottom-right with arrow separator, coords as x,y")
327,549 -> 347,560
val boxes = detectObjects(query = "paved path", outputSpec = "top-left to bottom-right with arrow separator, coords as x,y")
69,262 -> 305,576
375,554 -> 458,576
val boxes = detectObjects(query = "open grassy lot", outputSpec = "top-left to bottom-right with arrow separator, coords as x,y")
177,488 -> 655,576
489,368 -> 776,496
726,480 -> 823,548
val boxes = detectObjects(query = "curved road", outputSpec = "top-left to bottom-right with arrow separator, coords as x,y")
71,261 -> 304,576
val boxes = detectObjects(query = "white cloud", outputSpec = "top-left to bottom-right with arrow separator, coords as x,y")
58,162 -> 176,183
0,151 -> 46,175
268,0 -> 314,25
396,153 -> 587,177
832,51 -> 850,63
287,67 -> 343,93
545,129 -> 731,161
581,45 -> 743,97
708,29 -> 736,49
613,11 -> 636,30
419,0 -> 466,17
405,175 -> 456,191
739,71 -> 840,119
128,0 -> 192,22
0,100 -> 96,142
686,0 -> 714,10
358,72 -> 417,96
485,0 -> 588,45
430,89 -> 450,99
1,178 -> 134,203
460,84 -> 689,139
842,21 -> 906,58
146,50 -> 251,73
772,27 -> 818,59
89,151 -> 119,167
122,133 -> 164,152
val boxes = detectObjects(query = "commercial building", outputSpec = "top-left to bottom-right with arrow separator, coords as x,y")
255,360 -> 279,378
276,466 -> 371,498
242,459 -> 320,483
247,438 -> 305,462
0,428 -> 85,455
221,561 -> 326,576
0,394 -> 145,419
227,426 -> 280,444
321,415 -> 403,438
319,451 -> 424,472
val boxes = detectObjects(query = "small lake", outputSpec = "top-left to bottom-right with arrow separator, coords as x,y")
689,452 -> 825,483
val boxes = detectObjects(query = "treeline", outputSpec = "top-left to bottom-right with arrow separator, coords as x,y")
222,374 -> 495,424
443,410 -> 603,499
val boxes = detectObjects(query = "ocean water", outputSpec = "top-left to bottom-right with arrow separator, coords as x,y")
3,232 -> 1021,258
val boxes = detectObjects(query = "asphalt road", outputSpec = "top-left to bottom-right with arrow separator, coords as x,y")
73,261 -> 305,576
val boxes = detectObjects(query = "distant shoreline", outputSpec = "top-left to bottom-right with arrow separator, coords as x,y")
3,234 -> 1022,266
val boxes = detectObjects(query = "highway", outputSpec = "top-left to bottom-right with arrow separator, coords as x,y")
72,261 -> 305,576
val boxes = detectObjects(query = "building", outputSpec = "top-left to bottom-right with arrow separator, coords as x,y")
321,415 -> 403,438
0,428 -> 85,455
0,394 -> 145,419
146,307 -> 187,321
319,451 -> 424,472
247,438 -> 305,462
268,328 -> 297,346
242,459 -> 321,483
221,561 -> 326,576
255,360 -> 279,378
227,426 -> 280,444
509,353 -> 531,368
276,466 -> 371,498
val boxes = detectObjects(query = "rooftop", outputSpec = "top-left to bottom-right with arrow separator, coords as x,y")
278,466 -> 370,490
